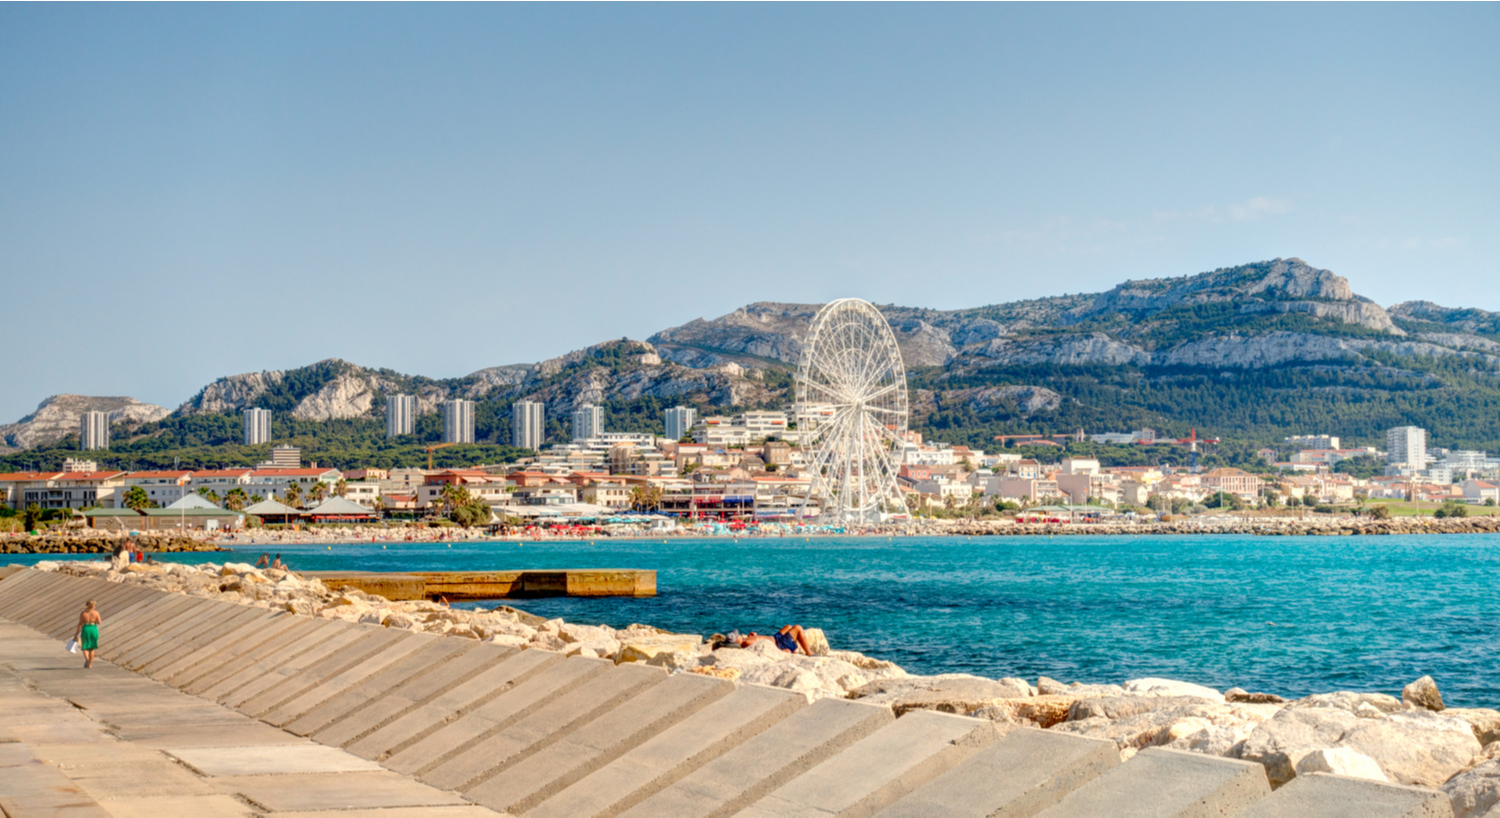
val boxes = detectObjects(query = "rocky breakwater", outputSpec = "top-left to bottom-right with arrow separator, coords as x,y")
30,560 -> 1500,815
950,515 -> 1500,537
5,533 -> 225,554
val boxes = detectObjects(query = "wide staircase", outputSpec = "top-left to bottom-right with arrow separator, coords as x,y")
0,568 -> 1455,817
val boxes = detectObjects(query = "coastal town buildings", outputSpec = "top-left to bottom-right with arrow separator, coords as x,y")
386,394 -> 416,438
512,400 -> 544,451
1386,426 -> 1428,473
244,408 -> 272,445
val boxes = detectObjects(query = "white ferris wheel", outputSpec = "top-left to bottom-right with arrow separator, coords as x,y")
793,298 -> 911,523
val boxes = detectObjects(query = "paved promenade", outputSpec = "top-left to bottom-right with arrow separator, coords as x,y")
0,568 -> 1457,817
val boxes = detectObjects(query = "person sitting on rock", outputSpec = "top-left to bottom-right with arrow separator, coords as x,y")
256,553 -> 270,568
738,625 -> 813,655
271,555 -> 285,570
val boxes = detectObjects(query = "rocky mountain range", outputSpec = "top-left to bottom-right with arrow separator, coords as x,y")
8,257 -> 1500,452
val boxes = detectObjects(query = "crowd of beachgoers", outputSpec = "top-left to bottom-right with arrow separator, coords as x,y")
21,555 -> 1500,816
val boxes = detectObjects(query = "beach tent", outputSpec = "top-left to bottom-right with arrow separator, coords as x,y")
243,498 -> 303,524
165,494 -> 220,510
305,496 -> 379,523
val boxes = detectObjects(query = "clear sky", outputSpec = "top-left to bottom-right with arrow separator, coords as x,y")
1,4 -> 1495,422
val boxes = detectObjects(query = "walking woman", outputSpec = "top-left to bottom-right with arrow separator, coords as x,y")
75,600 -> 101,669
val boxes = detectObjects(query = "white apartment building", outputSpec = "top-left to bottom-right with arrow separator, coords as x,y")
62,458 -> 97,473
244,408 -> 272,445
387,394 -> 416,438
693,417 -> 753,447
339,482 -> 382,507
243,468 -> 343,504
1286,435 -> 1341,450
512,400 -> 545,451
1386,426 -> 1427,470
733,411 -> 788,438
900,444 -> 956,466
664,406 -> 696,442
80,411 -> 109,451
187,469 -> 253,499
443,399 -> 475,444
572,404 -> 604,441
262,445 -> 300,469
119,471 -> 193,508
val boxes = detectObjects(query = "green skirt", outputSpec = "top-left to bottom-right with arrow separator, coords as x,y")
79,624 -> 98,651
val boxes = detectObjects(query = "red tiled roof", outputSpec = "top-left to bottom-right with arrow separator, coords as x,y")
249,468 -> 337,477
0,472 -> 62,482
56,471 -> 127,481
125,471 -> 193,479
191,469 -> 253,477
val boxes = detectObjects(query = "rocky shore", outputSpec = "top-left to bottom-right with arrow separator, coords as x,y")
2,533 -> 227,554
24,557 -> 1500,816
949,515 -> 1500,537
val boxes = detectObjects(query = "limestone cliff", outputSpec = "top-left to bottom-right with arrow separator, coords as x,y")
0,395 -> 170,450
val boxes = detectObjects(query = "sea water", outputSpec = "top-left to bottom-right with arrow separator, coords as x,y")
12,534 -> 1499,706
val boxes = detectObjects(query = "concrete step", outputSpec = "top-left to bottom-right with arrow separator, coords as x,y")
466,671 -> 735,816
382,655 -> 608,774
740,710 -> 1003,818
312,642 -> 518,748
341,646 -> 558,760
124,600 -> 265,670
137,607 -> 285,677
616,697 -> 894,818
188,618 -> 350,699
873,725 -> 1118,818
231,626 -> 403,715
282,637 -> 477,738
159,612 -> 311,688
93,593 -> 202,656
525,682 -> 807,818
1033,747 -> 1270,818
257,630 -> 433,725
1231,773 -> 1454,818
112,599 -> 248,669
421,662 -> 668,792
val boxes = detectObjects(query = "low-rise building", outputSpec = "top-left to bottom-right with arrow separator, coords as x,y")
1199,468 -> 1263,501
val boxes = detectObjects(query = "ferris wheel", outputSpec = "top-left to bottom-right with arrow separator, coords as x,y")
793,298 -> 911,523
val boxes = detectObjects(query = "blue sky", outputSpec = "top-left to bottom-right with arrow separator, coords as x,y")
1,4 -> 1495,421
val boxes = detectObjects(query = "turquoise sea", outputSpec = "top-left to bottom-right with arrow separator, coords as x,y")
11,534 -> 1499,707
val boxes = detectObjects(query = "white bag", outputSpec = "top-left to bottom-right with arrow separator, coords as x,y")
65,638 -> 79,654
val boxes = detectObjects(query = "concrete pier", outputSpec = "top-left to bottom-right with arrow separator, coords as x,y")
0,568 -> 1459,817
302,569 -> 657,601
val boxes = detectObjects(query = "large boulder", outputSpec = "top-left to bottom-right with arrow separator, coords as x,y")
1444,753 -> 1500,818
847,674 -> 1034,717
1403,675 -> 1446,712
1447,708 -> 1500,748
1295,747 -> 1389,782
1338,711 -> 1480,787
1122,678 -> 1223,700
617,635 -> 703,665
1038,677 -> 1125,697
826,651 -> 910,682
1237,705 -> 1364,786
1053,700 -> 1264,756
1287,691 -> 1406,716
970,695 -> 1079,729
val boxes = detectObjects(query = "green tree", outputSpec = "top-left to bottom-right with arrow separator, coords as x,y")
196,487 -> 221,506
309,481 -> 329,505
223,487 -> 248,512
1369,504 -> 1391,520
22,503 -> 42,532
122,486 -> 151,511
283,482 -> 302,508
334,478 -> 348,498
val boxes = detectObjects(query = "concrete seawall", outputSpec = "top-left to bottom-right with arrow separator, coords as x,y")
0,568 -> 1457,817
302,569 -> 657,601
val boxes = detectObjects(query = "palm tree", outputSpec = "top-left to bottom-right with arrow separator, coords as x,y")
224,487 -> 248,512
371,495 -> 387,519
283,482 -> 302,509
122,486 -> 150,511
250,493 -> 265,504
334,478 -> 348,498
196,487 -> 221,506
309,481 -> 329,505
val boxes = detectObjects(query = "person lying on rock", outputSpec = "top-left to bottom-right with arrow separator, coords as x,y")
738,625 -> 813,655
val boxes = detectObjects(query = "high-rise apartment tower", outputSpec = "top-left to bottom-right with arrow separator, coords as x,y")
572,404 -> 604,441
443,399 -> 475,444
1386,426 -> 1427,469
244,408 -> 272,445
386,394 -> 416,438
79,411 -> 109,451
665,406 -> 696,442
512,400 -> 545,451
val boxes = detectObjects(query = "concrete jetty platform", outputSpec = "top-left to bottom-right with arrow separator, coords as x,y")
301,569 -> 656,601
0,568 -> 1457,817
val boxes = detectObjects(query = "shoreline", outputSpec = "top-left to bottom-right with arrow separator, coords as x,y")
19,557 -> 1500,806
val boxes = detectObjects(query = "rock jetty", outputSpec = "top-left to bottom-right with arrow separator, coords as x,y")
27,558 -> 1500,816
3,533 -> 225,554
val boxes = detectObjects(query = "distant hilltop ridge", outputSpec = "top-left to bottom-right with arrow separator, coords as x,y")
8,257 -> 1500,450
